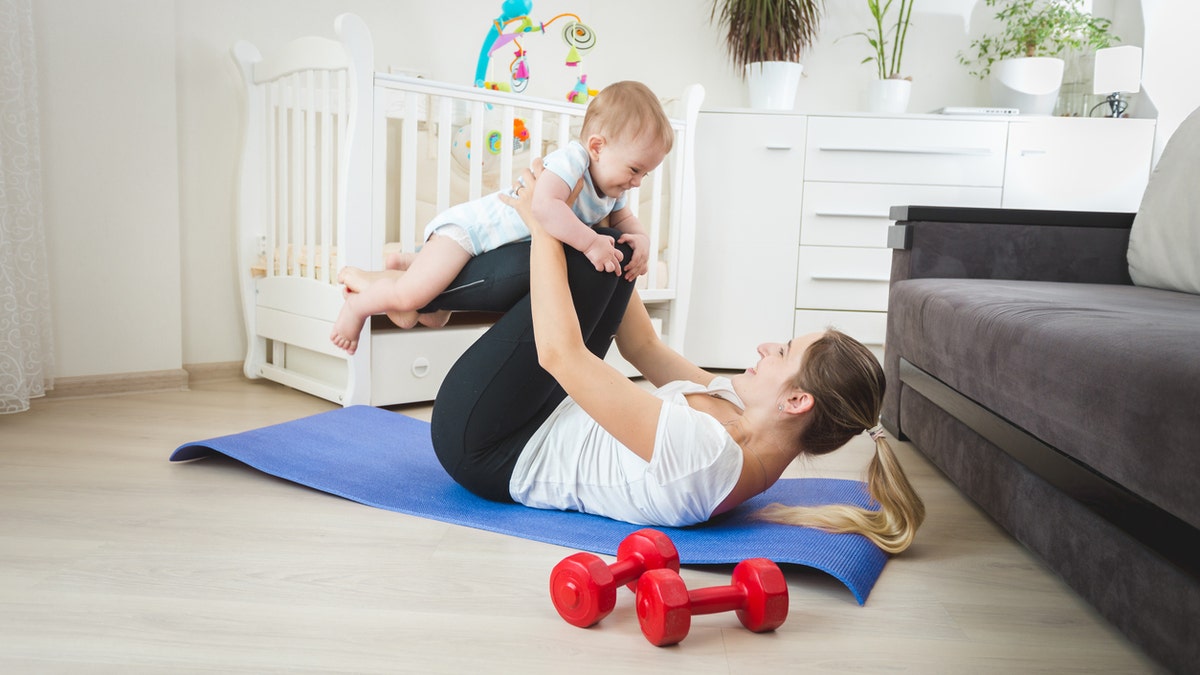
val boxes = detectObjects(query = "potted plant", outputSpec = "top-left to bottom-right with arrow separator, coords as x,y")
848,0 -> 916,113
958,0 -> 1118,114
710,0 -> 824,110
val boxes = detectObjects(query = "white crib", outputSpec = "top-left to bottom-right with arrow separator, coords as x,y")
232,13 -> 703,407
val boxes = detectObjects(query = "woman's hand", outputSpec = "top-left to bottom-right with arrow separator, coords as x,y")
500,162 -> 545,238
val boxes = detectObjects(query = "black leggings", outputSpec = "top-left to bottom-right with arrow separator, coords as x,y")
428,229 -> 635,502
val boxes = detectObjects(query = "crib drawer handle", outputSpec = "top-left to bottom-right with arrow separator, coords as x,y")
411,357 -> 430,378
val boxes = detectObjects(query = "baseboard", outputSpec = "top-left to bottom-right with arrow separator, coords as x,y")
45,368 -> 190,400
183,361 -> 243,383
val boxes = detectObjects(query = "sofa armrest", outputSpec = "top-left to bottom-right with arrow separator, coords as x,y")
888,205 -> 1135,285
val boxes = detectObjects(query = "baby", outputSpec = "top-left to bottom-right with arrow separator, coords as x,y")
331,80 -> 675,355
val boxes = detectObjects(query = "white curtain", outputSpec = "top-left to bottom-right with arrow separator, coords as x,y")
0,0 -> 53,413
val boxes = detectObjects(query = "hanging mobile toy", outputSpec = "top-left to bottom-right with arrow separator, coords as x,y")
472,1 -> 599,100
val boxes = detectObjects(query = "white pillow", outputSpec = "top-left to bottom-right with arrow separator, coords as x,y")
1127,105 -> 1200,294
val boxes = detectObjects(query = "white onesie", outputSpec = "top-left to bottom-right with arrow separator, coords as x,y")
423,141 -> 629,255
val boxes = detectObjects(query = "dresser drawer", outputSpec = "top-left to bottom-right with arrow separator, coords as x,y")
805,116 -> 1008,187
795,246 -> 891,312
794,309 -> 887,363
801,182 -> 1002,247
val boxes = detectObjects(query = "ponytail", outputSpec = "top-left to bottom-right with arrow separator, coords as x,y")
756,434 -> 925,554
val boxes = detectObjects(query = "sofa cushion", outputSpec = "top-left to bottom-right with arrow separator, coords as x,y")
1127,105 -> 1200,294
890,278 -> 1200,529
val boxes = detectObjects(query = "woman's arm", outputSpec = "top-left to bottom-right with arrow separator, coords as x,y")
504,166 -> 662,462
615,290 -> 715,389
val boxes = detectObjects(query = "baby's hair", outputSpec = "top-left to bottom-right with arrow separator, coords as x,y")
580,81 -> 675,154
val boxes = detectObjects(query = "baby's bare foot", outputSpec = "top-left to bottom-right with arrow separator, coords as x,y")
330,295 -> 369,355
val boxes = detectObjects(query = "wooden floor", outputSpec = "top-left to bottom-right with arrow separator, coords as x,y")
0,374 -> 1164,673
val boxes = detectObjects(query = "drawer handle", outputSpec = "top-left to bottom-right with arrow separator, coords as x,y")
814,211 -> 890,219
1019,149 -> 1048,157
818,145 -> 993,157
809,273 -> 891,282
765,144 -> 793,151
411,357 -> 430,378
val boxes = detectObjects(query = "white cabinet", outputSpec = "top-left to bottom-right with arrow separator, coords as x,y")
685,111 -> 1155,369
1003,117 -> 1155,211
684,112 -> 806,369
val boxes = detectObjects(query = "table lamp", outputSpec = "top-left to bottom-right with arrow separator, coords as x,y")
1092,45 -> 1143,118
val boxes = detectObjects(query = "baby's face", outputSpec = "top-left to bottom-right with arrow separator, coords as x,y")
587,135 -> 668,199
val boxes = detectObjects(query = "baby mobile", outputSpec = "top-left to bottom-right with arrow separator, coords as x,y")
473,0 -> 600,103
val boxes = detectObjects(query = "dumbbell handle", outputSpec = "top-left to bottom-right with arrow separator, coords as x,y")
608,556 -> 651,587
687,585 -> 750,616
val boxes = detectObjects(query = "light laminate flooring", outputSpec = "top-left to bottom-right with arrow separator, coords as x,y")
0,374 -> 1165,673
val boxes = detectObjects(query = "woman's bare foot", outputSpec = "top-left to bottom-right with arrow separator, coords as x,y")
416,310 -> 451,328
385,309 -> 420,329
330,293 -> 369,355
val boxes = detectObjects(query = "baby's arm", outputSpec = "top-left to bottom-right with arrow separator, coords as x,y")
608,206 -> 650,281
531,174 -> 623,275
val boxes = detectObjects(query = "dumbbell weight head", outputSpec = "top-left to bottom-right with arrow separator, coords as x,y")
729,558 -> 789,633
635,568 -> 692,646
550,552 -> 618,628
615,528 -> 679,591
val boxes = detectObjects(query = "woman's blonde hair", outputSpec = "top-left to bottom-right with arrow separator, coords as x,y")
756,330 -> 926,554
580,81 -> 675,154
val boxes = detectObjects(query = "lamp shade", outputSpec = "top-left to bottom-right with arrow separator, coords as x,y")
1093,45 -> 1143,94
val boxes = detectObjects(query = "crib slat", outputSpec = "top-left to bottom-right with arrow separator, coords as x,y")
279,82 -> 291,277
319,69 -> 333,283
529,109 -> 543,168
305,69 -> 317,280
335,69 -> 347,275
469,100 -> 485,201
399,92 -> 420,258
265,81 -> 277,278
291,72 -> 305,277
436,96 -> 452,219
556,113 -> 571,152
499,104 -> 514,188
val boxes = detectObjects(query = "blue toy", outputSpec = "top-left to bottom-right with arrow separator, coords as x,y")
472,0 -> 599,102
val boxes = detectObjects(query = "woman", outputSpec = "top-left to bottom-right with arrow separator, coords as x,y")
429,162 -> 924,554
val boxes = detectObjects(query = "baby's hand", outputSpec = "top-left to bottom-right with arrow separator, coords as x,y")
584,235 -> 623,275
618,232 -> 650,280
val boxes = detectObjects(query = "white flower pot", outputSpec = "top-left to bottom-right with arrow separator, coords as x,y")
745,61 -> 803,111
866,78 -> 912,114
990,57 -> 1065,115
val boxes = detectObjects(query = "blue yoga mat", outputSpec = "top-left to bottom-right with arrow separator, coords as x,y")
171,405 -> 888,604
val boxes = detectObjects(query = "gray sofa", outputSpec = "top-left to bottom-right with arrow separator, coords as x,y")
881,180 -> 1199,668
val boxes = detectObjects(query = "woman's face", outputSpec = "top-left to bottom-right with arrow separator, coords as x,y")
732,332 -> 823,410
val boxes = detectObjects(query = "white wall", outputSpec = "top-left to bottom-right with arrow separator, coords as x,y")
35,0 -> 182,378
34,0 -> 1186,379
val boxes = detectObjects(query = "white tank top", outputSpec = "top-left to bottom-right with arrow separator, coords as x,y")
509,377 -> 745,526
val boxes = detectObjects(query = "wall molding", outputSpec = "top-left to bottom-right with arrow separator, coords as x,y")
45,369 -> 189,400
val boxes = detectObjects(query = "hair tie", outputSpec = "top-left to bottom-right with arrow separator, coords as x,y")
867,424 -> 886,442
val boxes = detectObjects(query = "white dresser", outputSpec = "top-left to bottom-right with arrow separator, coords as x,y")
684,111 -> 1156,369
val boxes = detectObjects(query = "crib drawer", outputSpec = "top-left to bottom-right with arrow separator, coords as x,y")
794,309 -> 886,364
800,182 -> 1002,248
370,324 -> 489,403
805,116 -> 1008,187
795,246 -> 891,312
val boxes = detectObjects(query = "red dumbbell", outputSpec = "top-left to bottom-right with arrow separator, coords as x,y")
635,557 -> 789,646
549,528 -> 679,628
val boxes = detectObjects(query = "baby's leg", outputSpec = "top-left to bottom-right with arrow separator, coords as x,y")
338,266 -> 402,295
385,250 -> 418,271
384,235 -> 471,328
